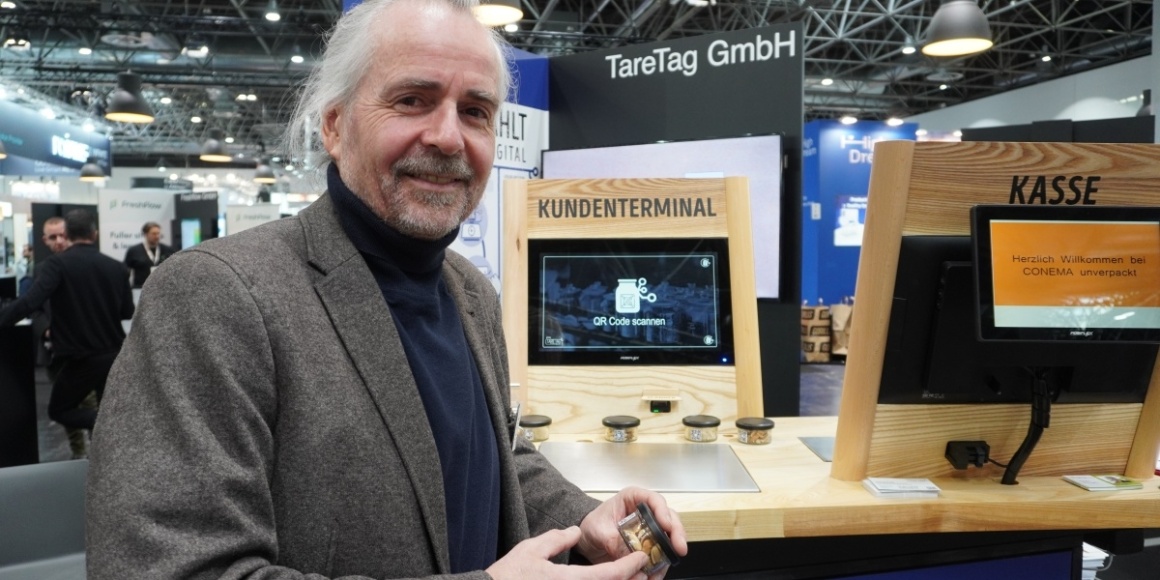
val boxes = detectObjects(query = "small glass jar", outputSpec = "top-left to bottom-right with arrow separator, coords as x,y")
682,414 -> 720,442
519,414 -> 552,442
602,415 -> 640,443
735,417 -> 775,445
617,502 -> 680,575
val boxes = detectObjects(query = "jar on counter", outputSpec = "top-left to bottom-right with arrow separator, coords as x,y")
602,415 -> 640,443
616,502 -> 680,575
735,417 -> 775,445
681,414 -> 720,442
519,414 -> 552,442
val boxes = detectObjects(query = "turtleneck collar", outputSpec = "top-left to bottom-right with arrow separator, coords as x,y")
328,163 -> 458,274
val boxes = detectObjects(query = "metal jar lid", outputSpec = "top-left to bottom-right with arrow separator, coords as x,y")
735,417 -> 775,431
602,415 -> 642,428
519,414 -> 552,428
681,414 -> 721,428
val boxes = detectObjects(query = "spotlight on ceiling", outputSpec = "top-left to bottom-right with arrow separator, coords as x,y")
264,0 -> 280,22
472,0 -> 522,27
79,157 -> 106,182
901,36 -> 916,55
105,71 -> 155,123
200,128 -> 232,163
3,33 -> 30,51
921,1 -> 993,57
254,158 -> 277,184
886,117 -> 904,127
0,139 -> 7,160
839,115 -> 858,125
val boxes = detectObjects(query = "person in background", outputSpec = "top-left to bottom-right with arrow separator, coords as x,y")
86,0 -> 686,578
0,209 -> 134,436
36,216 -> 98,459
122,221 -> 174,288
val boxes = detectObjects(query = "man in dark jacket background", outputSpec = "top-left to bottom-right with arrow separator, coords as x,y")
0,209 -> 135,431
122,221 -> 175,288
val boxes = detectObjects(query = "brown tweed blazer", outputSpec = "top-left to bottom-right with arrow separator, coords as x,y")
87,193 -> 598,579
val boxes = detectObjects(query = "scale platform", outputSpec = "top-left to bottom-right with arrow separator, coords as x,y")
537,441 -> 760,493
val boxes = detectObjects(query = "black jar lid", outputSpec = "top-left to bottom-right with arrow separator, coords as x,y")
637,502 -> 680,567
519,414 -> 552,428
602,415 -> 641,429
735,417 -> 775,431
682,414 -> 721,428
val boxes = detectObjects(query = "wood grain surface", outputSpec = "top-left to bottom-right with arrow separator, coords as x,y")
832,141 -> 1160,482
553,417 -> 1160,541
503,178 -> 764,429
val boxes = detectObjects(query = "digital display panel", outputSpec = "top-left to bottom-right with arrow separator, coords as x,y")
528,238 -> 733,366
973,205 -> 1160,342
180,218 -> 202,250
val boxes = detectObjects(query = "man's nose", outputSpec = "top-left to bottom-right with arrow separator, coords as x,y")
421,102 -> 466,155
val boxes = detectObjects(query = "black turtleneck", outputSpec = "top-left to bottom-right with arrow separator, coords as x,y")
328,165 -> 500,572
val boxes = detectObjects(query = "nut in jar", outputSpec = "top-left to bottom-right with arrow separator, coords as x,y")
616,502 -> 679,575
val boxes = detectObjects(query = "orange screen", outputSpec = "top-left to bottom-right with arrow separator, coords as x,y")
990,220 -> 1160,308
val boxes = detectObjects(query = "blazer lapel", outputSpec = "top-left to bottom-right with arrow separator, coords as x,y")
300,195 -> 452,573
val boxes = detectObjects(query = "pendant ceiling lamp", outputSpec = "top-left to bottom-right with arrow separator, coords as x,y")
472,0 -> 522,27
0,139 -> 7,160
921,1 -> 993,57
105,71 -> 155,123
199,128 -> 232,162
79,157 -> 106,182
253,158 -> 277,183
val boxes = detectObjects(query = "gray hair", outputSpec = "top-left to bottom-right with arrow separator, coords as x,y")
283,0 -> 513,177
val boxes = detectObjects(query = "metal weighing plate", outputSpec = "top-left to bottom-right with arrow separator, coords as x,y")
799,436 -> 835,462
537,442 -> 760,493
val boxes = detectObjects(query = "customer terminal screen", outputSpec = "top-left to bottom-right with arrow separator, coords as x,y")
527,238 -> 734,365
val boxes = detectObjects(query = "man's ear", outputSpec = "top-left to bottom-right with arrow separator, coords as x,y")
321,106 -> 342,161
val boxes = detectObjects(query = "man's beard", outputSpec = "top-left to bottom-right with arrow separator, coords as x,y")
375,151 -> 482,240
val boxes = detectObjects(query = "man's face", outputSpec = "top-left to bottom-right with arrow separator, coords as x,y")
43,222 -> 70,254
321,1 -> 501,241
145,226 -> 162,247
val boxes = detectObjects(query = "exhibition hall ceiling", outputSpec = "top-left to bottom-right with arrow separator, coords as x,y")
0,0 -> 1151,167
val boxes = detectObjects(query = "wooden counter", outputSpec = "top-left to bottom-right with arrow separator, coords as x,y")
550,416 -> 1160,543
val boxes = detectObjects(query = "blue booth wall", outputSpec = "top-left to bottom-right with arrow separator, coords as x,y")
801,120 -> 916,306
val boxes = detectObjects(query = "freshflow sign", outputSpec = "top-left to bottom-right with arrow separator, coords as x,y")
0,100 -> 111,177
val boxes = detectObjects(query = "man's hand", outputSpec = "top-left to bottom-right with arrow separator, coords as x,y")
486,527 -> 649,580
575,487 -> 688,580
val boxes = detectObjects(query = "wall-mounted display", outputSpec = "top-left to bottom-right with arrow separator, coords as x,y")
543,134 -> 781,299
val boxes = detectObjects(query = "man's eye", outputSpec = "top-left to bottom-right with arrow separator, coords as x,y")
464,107 -> 491,120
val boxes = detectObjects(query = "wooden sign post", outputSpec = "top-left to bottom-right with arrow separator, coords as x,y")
832,141 -> 1160,481
502,178 -> 763,434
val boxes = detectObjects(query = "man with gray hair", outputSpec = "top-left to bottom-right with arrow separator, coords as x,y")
87,0 -> 686,579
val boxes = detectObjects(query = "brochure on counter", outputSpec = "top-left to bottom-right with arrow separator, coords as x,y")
1063,474 -> 1143,492
862,477 -> 940,499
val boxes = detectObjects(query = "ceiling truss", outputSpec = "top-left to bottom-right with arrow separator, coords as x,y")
0,0 -> 1150,168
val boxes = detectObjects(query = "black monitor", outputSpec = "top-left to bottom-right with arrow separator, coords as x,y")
527,237 -> 733,366
879,205 -> 1160,484
879,235 -> 1157,405
973,204 -> 1160,342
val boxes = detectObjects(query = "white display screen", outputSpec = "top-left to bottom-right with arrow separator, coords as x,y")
542,134 -> 782,299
